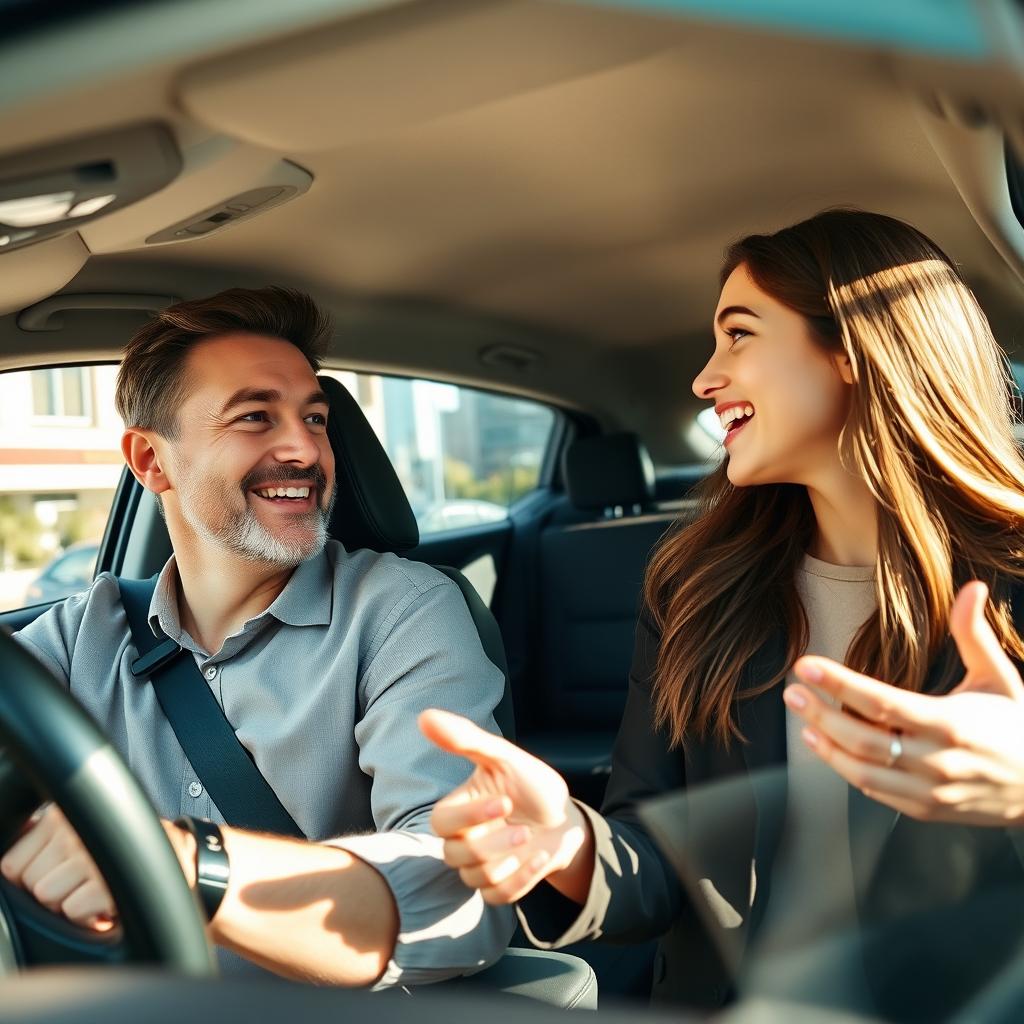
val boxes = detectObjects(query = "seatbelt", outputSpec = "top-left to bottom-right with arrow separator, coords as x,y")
117,575 -> 304,838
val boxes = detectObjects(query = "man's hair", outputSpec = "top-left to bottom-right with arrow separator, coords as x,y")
115,287 -> 331,438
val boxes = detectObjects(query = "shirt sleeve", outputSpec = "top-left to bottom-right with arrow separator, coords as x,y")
11,577 -> 105,685
327,575 -> 515,988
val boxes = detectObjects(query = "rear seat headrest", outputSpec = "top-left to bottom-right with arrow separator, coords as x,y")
563,432 -> 655,511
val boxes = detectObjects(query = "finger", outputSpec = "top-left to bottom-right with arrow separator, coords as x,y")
481,850 -> 552,906
60,879 -> 116,928
431,793 -> 512,838
28,858 -> 92,914
802,726 -> 937,802
20,837 -> 77,895
794,657 -> 949,735
949,582 -> 1022,698
785,686 -> 937,768
443,825 -> 531,869
419,710 -> 518,767
460,851 -> 533,892
1,814 -> 60,885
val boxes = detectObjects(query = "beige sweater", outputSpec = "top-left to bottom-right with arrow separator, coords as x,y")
746,553 -> 877,1007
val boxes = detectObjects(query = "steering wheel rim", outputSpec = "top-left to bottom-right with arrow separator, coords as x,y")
0,627 -> 215,975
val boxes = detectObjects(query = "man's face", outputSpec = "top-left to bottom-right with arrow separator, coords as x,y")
159,333 -> 335,567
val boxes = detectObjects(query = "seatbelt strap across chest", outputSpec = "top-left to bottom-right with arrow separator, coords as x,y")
117,575 -> 304,838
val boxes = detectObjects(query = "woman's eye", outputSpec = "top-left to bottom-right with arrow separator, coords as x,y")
306,413 -> 327,427
727,327 -> 750,346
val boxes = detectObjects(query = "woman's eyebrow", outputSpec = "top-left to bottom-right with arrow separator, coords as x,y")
715,304 -> 760,328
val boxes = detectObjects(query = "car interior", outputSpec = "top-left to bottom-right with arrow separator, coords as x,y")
5,0 -> 1024,1020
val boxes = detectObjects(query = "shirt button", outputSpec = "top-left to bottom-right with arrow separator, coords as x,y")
204,666 -> 217,680
188,781 -> 203,798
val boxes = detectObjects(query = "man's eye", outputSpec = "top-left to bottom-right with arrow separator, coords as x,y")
239,411 -> 268,423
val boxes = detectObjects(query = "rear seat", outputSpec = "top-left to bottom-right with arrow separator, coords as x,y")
515,433 -> 696,1001
523,433 -> 690,807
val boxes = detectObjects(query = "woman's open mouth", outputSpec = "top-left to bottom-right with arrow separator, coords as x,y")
723,417 -> 752,447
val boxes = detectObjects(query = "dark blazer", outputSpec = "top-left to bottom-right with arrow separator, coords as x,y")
518,601 -> 1024,1021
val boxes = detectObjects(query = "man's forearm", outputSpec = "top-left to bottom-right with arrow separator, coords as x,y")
171,824 -> 399,986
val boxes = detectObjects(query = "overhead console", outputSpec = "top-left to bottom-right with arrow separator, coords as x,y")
0,123 -> 181,254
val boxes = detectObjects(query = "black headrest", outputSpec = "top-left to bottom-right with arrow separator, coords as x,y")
563,432 -> 655,511
320,375 -> 420,553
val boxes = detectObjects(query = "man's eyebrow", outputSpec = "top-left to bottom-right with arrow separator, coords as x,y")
715,304 -> 760,328
218,388 -> 330,417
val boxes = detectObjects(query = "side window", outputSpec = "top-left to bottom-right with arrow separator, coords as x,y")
0,365 -> 124,612
320,371 -> 556,536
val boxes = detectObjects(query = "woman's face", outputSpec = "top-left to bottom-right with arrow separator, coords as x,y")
693,263 -> 853,488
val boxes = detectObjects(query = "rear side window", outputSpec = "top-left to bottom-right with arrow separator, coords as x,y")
320,371 -> 556,536
0,365 -> 123,612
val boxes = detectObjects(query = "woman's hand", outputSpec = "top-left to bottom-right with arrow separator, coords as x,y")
785,581 -> 1024,826
419,709 -> 593,905
0,804 -> 117,930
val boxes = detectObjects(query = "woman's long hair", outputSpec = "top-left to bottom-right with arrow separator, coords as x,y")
645,209 -> 1024,748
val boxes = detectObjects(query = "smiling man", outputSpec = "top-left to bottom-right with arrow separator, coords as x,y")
3,287 -> 512,987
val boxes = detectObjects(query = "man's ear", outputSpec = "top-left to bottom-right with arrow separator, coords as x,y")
122,428 -> 171,495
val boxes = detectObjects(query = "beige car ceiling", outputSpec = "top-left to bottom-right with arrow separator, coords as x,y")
2,0 -> 1024,462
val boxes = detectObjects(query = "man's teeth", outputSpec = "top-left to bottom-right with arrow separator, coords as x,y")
720,404 -> 755,430
254,486 -> 311,499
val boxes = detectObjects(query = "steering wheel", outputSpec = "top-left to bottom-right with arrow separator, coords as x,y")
0,628 -> 215,976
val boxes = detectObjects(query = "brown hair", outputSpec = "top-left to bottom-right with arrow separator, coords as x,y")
644,209 -> 1024,748
115,286 -> 331,438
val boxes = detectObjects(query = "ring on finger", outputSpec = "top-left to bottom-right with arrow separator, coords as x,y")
884,731 -> 904,769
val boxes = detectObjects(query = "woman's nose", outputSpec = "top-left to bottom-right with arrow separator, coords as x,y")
692,359 -> 729,401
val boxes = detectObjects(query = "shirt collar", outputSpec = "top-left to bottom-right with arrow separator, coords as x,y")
147,546 -> 335,648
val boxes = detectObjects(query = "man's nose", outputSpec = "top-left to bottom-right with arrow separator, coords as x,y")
274,415 -> 321,465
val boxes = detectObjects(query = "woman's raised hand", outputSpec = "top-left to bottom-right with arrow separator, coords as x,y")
785,581 -> 1024,826
419,709 -> 593,905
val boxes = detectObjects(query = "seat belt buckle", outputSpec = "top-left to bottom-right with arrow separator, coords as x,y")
131,637 -> 183,677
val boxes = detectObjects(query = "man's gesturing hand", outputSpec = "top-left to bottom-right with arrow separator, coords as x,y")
419,709 -> 593,905
785,581 -> 1024,826
0,804 -> 116,931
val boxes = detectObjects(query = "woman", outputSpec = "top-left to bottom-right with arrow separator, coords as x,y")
420,209 -> 1024,1019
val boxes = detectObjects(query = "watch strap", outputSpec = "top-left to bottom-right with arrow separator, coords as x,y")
175,816 -> 229,921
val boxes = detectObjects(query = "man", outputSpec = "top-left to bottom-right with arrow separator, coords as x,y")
2,287 -> 513,987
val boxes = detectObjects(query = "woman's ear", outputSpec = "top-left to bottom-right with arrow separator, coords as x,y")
121,428 -> 171,495
836,354 -> 854,385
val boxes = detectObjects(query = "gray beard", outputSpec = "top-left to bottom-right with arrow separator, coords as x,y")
176,472 -> 335,568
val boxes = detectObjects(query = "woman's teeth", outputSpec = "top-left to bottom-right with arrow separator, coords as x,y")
719,404 -> 755,431
254,486 -> 310,499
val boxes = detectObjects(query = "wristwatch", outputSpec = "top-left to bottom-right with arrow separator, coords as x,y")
174,816 -> 229,921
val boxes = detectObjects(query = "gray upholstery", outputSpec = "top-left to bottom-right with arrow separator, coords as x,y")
453,948 -> 598,1009
562,433 -> 655,511
538,514 -> 674,730
320,375 -> 419,553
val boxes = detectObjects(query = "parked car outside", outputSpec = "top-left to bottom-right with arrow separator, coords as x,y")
22,541 -> 99,605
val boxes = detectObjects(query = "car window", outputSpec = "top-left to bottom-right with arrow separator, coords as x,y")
320,370 -> 556,536
0,365 -> 123,612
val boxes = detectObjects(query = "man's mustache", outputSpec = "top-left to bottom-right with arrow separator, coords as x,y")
240,464 -> 330,497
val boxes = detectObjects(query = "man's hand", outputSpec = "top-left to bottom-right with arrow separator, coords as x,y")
418,709 -> 593,905
0,804 -> 117,931
785,581 -> 1024,826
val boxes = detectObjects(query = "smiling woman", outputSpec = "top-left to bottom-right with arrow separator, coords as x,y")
420,207 -> 1024,1018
